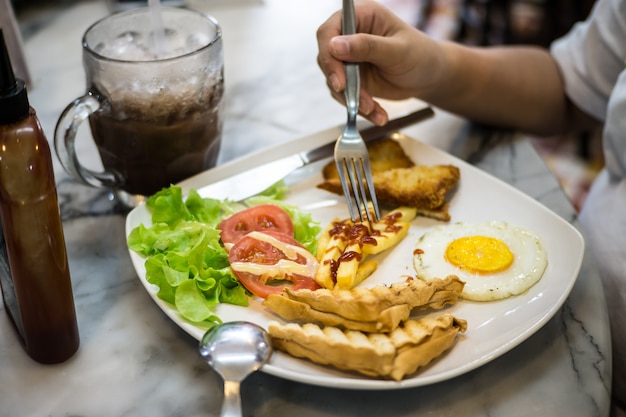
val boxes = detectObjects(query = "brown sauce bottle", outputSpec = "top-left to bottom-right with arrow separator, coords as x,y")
0,29 -> 79,363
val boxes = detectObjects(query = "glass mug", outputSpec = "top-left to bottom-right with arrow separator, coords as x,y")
55,6 -> 224,208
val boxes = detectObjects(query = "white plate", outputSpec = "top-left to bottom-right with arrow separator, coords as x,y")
125,133 -> 584,390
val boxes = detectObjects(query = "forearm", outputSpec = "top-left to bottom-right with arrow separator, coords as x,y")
421,43 -> 572,136
316,1 -> 597,134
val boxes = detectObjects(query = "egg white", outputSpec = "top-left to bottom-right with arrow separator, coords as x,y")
413,221 -> 548,301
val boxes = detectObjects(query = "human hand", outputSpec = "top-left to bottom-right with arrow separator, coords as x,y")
316,0 -> 441,126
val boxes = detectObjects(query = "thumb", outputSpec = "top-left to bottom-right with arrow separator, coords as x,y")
329,33 -> 391,65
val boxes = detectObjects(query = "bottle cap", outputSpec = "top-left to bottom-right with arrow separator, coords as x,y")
0,29 -> 30,124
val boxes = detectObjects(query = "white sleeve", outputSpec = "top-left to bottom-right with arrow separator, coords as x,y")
550,0 -> 626,121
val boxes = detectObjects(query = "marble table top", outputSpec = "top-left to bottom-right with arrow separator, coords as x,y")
0,1 -> 611,416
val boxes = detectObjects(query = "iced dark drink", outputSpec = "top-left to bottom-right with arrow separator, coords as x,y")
54,6 -> 224,208
89,80 -> 224,196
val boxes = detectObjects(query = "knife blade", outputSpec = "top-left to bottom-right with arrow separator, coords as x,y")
194,107 -> 435,201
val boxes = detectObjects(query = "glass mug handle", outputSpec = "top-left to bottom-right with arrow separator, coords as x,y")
54,93 -> 122,189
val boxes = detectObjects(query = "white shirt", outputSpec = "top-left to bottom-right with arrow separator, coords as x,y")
551,0 -> 626,408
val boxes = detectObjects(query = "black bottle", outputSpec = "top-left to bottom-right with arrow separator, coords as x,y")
0,29 -> 79,363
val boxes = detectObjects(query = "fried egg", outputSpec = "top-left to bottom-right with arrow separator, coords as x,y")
413,221 -> 547,301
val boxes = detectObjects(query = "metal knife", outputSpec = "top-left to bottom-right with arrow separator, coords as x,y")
194,107 -> 435,201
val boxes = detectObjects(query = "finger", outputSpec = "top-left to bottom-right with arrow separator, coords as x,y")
369,101 -> 390,126
326,75 -> 375,115
316,10 -> 346,93
326,85 -> 346,109
359,90 -> 389,126
329,33 -> 394,66
325,68 -> 387,126
358,88 -> 376,116
317,54 -> 345,94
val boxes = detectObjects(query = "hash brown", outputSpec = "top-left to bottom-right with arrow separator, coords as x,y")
317,137 -> 460,221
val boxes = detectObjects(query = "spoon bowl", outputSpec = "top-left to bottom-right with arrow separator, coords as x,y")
199,321 -> 273,417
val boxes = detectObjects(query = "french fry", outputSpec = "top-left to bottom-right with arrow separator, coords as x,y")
315,221 -> 335,261
315,219 -> 351,289
315,207 -> 416,290
336,222 -> 373,289
335,240 -> 364,289
365,207 -> 417,255
354,260 -> 378,287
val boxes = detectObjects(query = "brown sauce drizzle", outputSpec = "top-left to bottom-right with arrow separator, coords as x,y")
322,211 -> 405,282
323,258 -> 338,283
338,251 -> 362,263
328,219 -> 352,237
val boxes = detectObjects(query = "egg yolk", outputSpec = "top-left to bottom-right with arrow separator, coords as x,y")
445,235 -> 514,274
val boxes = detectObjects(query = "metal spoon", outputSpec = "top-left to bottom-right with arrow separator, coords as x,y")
199,321 -> 273,417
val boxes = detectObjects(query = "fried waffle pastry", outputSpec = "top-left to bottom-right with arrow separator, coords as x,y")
262,275 -> 464,332
268,314 -> 467,380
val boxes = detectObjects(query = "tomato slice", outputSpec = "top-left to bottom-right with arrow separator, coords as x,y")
218,204 -> 294,249
228,230 -> 320,298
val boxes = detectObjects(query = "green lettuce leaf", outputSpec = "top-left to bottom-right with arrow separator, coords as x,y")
127,181 -> 320,324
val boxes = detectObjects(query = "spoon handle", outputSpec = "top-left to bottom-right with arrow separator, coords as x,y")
221,380 -> 242,417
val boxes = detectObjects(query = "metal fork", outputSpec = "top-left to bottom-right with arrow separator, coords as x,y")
334,0 -> 380,223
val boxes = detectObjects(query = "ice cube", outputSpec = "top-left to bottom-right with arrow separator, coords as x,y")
94,31 -> 156,61
186,32 -> 212,52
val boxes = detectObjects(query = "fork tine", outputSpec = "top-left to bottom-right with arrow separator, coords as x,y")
359,158 -> 381,221
335,158 -> 359,221
346,157 -> 366,221
336,156 -> 380,223
351,159 -> 372,222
